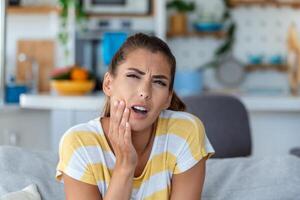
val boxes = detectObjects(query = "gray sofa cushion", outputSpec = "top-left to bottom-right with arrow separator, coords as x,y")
0,146 -> 299,200
203,155 -> 300,200
0,146 -> 64,200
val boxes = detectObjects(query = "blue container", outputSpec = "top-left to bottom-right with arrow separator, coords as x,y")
101,32 -> 127,66
174,69 -> 204,97
248,55 -> 264,64
193,22 -> 223,32
5,84 -> 28,103
269,55 -> 285,65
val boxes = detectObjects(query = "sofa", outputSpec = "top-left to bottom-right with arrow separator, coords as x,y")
0,145 -> 300,200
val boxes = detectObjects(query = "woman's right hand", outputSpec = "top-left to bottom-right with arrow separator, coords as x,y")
108,100 -> 138,174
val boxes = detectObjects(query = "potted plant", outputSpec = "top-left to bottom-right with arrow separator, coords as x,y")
197,0 -> 239,87
167,0 -> 195,35
201,0 -> 236,69
57,0 -> 85,66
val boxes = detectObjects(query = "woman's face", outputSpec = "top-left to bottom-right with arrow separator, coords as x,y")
103,48 -> 173,132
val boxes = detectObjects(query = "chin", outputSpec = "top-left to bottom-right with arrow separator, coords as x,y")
129,122 -> 146,132
129,120 -> 151,133
128,112 -> 159,132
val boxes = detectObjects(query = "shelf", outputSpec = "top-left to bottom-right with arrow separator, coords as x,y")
230,0 -> 300,8
167,31 -> 226,39
86,13 -> 153,18
7,6 -> 59,15
245,64 -> 288,72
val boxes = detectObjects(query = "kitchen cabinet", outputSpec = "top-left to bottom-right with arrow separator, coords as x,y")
51,110 -> 102,151
0,106 -> 51,150
20,93 -> 105,151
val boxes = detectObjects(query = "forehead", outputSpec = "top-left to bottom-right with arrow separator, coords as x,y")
118,48 -> 171,76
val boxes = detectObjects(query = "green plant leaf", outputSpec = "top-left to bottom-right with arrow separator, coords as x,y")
215,23 -> 235,56
223,10 -> 230,20
167,0 -> 195,13
228,23 -> 236,38
51,71 -> 71,80
200,60 -> 219,69
57,0 -> 86,46
200,0 -> 236,69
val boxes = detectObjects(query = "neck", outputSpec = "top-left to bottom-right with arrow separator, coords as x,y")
131,125 -> 154,155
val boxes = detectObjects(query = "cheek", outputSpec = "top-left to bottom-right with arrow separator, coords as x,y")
110,83 -> 132,102
115,78 -> 139,93
153,90 -> 170,107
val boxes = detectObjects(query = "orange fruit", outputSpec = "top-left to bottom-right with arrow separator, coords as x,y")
71,67 -> 88,81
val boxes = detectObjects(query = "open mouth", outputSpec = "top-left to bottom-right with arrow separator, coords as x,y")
131,105 -> 148,115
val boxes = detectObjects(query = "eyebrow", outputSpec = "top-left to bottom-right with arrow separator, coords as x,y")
127,67 -> 169,80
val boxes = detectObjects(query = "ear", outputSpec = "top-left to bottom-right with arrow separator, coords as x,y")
102,72 -> 114,97
163,91 -> 173,110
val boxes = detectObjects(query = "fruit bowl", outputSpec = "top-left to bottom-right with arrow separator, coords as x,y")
51,80 -> 95,96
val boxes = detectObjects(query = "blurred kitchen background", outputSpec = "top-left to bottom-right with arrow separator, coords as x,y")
0,0 -> 300,157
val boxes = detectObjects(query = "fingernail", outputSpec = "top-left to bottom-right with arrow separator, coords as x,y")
120,101 -> 124,106
125,108 -> 128,113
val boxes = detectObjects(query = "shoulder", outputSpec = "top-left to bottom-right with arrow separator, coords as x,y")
56,118 -> 106,186
159,111 -> 213,175
59,118 -> 103,150
159,110 -> 205,136
160,109 -> 203,124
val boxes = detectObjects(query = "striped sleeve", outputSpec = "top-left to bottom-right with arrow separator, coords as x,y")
55,131 -> 97,185
173,116 -> 214,174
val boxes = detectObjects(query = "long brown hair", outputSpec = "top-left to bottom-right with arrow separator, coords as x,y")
102,33 -> 185,117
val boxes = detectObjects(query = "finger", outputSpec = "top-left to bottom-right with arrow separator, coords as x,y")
124,106 -> 130,123
111,99 -> 118,115
120,107 -> 130,132
124,122 -> 132,147
108,100 -> 119,136
112,101 -> 125,138
119,107 -> 129,142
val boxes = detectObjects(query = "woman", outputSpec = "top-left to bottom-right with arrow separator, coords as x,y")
56,33 -> 214,200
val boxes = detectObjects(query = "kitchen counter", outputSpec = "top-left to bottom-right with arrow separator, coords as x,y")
20,93 -> 300,156
20,93 -> 106,111
20,93 -> 300,112
234,95 -> 300,112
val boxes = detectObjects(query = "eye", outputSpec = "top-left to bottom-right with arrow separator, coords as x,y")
153,80 -> 167,87
126,74 -> 140,79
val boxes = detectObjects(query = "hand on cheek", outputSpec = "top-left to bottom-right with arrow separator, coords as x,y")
108,99 -> 137,171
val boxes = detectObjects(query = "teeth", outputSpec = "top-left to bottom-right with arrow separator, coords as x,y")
133,106 -> 147,111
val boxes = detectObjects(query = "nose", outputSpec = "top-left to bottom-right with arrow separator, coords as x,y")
139,81 -> 151,100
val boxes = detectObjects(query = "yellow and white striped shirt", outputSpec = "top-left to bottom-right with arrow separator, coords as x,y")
56,109 -> 214,199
